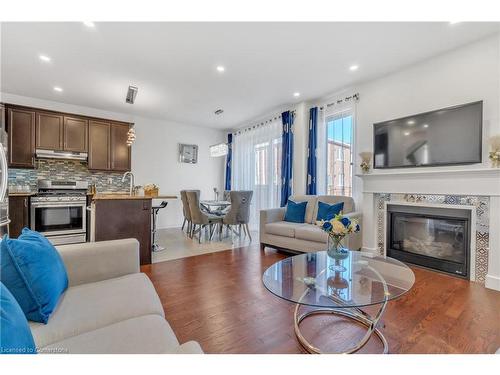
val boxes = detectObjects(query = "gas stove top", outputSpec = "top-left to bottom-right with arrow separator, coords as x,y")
32,180 -> 89,203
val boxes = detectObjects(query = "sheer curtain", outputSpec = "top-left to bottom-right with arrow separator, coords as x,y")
232,118 -> 282,229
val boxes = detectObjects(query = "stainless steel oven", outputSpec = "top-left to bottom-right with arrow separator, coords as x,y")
30,180 -> 88,245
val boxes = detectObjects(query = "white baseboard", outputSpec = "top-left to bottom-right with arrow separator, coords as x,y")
485,274 -> 500,291
361,247 -> 379,254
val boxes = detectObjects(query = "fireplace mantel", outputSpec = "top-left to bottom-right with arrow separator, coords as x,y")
356,167 -> 500,196
357,166 -> 500,291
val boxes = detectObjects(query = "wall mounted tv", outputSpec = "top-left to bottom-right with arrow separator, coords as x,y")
373,101 -> 483,169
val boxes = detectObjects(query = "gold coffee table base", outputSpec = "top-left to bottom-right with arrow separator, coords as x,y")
294,298 -> 389,354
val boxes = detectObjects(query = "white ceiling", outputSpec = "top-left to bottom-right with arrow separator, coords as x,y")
1,22 -> 499,129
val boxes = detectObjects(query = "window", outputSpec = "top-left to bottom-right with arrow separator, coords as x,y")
325,112 -> 353,196
336,148 -> 344,161
254,142 -> 269,186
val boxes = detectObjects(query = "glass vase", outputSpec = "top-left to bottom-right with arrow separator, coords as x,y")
327,235 -> 349,272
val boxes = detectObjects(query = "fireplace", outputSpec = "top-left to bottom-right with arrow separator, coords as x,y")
386,204 -> 471,278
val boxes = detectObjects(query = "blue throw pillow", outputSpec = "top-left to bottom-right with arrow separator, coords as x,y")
0,228 -> 68,324
0,282 -> 37,354
316,201 -> 344,221
284,201 -> 308,223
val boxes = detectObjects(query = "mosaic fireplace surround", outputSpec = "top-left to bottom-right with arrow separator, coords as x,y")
358,167 -> 500,290
375,193 -> 489,284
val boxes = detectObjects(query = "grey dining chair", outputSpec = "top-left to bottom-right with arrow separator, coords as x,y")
186,190 -> 223,243
222,190 -> 253,240
180,189 -> 199,236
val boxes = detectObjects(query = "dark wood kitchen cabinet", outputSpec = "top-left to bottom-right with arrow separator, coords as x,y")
88,120 -> 130,172
63,116 -> 88,152
3,103 -> 131,170
36,113 -> 88,153
110,123 -> 131,171
93,198 -> 152,265
8,195 -> 30,238
88,120 -> 111,170
36,112 -> 64,150
7,107 -> 36,168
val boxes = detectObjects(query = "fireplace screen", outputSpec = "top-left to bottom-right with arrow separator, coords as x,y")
391,215 -> 466,264
387,205 -> 470,278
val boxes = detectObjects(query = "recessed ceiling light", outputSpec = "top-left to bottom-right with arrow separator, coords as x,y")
53,86 -> 63,92
449,21 -> 461,25
349,65 -> 359,72
83,21 -> 95,28
39,54 -> 51,62
404,131 -> 410,136
293,92 -> 300,98
423,124 -> 429,128
216,66 -> 225,72
407,120 -> 415,125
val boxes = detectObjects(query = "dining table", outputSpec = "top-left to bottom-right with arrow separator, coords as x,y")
200,200 -> 231,215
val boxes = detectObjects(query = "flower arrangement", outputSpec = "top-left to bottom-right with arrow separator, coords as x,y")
359,152 -> 372,173
317,212 -> 360,255
489,135 -> 500,168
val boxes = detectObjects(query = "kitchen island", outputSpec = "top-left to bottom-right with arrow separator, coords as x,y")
90,194 -> 177,265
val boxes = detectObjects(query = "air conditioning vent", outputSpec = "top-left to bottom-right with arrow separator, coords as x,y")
125,86 -> 138,104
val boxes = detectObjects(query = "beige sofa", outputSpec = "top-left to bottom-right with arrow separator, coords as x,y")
260,195 -> 362,253
29,239 -> 203,354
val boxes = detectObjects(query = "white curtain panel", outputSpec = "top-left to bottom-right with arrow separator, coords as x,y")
232,118 -> 282,229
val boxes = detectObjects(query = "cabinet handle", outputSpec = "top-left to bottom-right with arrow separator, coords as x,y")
24,198 -> 28,208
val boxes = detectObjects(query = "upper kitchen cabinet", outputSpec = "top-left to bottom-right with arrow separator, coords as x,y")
110,122 -> 131,171
36,112 -> 88,153
63,116 -> 88,152
88,120 -> 130,172
7,107 -> 36,168
88,120 -> 111,171
36,112 -> 64,150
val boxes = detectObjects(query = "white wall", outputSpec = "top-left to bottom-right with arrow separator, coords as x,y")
310,34 -> 500,207
355,34 -> 499,171
1,92 -> 226,229
132,117 -> 225,228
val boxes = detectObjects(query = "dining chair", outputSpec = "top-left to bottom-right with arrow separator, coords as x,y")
186,191 -> 223,243
180,189 -> 200,236
222,190 -> 253,240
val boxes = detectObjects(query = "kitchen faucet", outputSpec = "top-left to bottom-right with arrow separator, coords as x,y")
121,171 -> 135,195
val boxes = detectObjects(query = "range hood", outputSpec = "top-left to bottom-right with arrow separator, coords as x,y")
36,149 -> 88,161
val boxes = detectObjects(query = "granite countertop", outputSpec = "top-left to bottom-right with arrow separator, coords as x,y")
9,192 -> 37,196
92,193 -> 178,200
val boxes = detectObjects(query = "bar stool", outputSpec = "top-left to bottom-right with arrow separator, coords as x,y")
151,201 -> 168,252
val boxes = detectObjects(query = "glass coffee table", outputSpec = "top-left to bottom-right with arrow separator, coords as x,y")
262,250 -> 415,354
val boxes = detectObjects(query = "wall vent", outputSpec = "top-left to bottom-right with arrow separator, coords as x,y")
125,86 -> 138,104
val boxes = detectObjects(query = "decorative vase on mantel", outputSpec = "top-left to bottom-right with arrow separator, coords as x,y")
489,135 -> 500,168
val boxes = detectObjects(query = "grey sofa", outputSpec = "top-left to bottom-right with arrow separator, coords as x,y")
30,239 -> 203,354
260,195 -> 362,253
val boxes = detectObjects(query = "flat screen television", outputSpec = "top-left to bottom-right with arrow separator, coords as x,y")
373,101 -> 483,169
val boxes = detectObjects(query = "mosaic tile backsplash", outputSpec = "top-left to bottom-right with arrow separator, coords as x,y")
8,159 -> 130,192
375,193 -> 490,285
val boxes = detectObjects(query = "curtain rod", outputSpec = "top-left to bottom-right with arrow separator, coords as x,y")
319,93 -> 359,111
232,109 -> 296,135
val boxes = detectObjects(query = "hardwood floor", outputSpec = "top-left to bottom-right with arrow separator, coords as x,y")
141,245 -> 500,354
